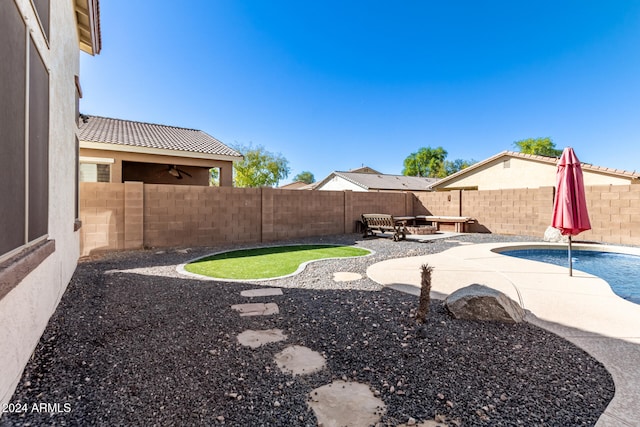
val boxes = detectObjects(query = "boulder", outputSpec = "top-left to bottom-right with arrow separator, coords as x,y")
445,284 -> 525,323
543,226 -> 568,243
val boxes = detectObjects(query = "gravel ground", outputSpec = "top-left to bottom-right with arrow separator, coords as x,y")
1,233 -> 614,426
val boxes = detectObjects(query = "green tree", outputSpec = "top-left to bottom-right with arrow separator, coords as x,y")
233,143 -> 290,187
513,137 -> 562,157
402,146 -> 448,178
209,168 -> 219,186
443,158 -> 476,176
293,171 -> 315,184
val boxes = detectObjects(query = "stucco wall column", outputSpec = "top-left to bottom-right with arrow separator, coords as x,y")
112,159 -> 123,183
124,182 -> 144,249
219,165 -> 233,187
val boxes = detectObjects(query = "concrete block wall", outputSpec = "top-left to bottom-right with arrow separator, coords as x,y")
124,182 -> 144,249
581,184 -> 640,244
79,183 -> 402,254
459,187 -> 554,236
79,183 -> 640,255
264,189 -> 346,241
79,182 -> 125,255
143,185 -> 262,248
351,192 -> 409,228
413,191 -> 461,217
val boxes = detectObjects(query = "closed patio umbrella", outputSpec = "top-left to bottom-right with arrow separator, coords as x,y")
551,147 -> 591,276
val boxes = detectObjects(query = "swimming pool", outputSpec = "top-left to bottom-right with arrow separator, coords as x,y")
501,249 -> 640,304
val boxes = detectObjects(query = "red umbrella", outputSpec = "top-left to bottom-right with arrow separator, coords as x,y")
551,147 -> 591,276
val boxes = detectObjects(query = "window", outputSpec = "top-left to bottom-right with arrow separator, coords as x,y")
503,159 -> 511,169
75,78 -> 82,228
79,157 -> 114,182
32,0 -> 50,42
79,163 -> 111,182
28,36 -> 50,241
0,1 -> 50,261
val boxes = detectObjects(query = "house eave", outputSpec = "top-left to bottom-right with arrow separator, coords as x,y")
79,141 -> 244,163
75,0 -> 101,55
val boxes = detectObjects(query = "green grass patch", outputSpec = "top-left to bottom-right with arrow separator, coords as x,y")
184,244 -> 370,280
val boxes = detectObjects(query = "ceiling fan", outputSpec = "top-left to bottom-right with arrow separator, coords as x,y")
166,165 -> 192,179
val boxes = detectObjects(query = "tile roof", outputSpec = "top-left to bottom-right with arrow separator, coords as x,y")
323,171 -> 438,191
279,181 -> 314,190
347,166 -> 382,174
78,115 -> 242,158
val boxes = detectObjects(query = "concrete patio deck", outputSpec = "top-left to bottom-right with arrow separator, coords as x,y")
367,241 -> 640,427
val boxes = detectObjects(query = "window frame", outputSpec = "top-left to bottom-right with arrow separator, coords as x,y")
27,34 -> 50,243
0,1 -> 52,268
79,157 -> 114,183
30,0 -> 50,45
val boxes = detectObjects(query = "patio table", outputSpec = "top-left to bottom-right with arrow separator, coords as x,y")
393,216 -> 416,226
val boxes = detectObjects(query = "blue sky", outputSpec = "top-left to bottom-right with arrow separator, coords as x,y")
80,1 -> 640,184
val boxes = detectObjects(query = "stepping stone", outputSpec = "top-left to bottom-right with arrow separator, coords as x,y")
231,303 -> 279,317
237,329 -> 287,349
307,380 -> 386,427
333,272 -> 362,282
240,288 -> 283,297
274,345 -> 325,376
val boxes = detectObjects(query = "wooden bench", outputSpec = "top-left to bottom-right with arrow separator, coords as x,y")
415,215 -> 475,233
361,214 -> 407,241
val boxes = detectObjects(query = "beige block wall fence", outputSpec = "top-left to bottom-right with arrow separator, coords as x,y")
79,182 -> 640,256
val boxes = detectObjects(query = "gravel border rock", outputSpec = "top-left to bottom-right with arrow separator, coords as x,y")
1,233 -> 614,426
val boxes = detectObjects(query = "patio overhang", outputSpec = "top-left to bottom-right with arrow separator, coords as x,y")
79,140 -> 244,163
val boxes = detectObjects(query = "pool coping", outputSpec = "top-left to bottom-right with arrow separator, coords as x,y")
366,241 -> 640,427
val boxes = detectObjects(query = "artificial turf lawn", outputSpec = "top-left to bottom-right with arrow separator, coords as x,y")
184,245 -> 370,279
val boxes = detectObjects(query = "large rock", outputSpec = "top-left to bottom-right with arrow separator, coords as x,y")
543,226 -> 569,243
445,284 -> 525,323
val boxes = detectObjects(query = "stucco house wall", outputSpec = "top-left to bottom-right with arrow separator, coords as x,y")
79,147 -> 234,186
434,151 -> 639,191
0,0 -> 99,408
78,116 -> 242,187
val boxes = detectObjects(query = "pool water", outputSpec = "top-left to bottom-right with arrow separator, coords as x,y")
502,249 -> 640,305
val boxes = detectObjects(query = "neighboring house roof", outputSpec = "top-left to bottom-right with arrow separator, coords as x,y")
78,115 -> 243,161
431,150 -> 640,190
279,181 -> 315,190
316,171 -> 438,191
348,166 -> 382,174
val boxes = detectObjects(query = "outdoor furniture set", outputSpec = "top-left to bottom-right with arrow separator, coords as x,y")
361,213 -> 475,241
